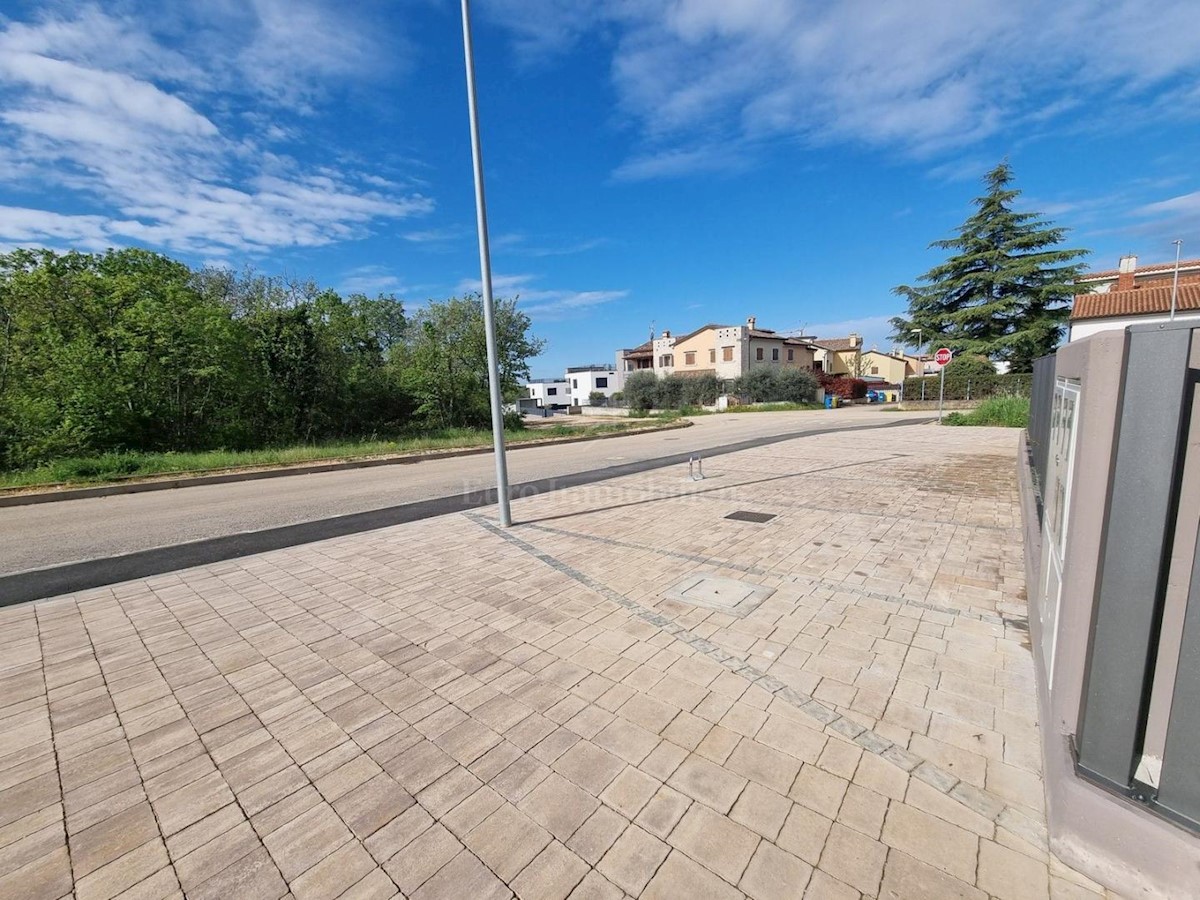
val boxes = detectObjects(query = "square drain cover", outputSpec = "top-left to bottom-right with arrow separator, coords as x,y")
664,573 -> 776,618
725,510 -> 776,523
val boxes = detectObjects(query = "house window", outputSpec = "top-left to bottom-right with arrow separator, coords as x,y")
756,347 -> 764,361
547,387 -> 557,396
709,349 -> 716,363
722,346 -> 734,362
596,377 -> 608,388
659,354 -> 674,367
573,379 -> 578,388
772,348 -> 779,361
529,387 -> 536,397
787,349 -> 794,362
684,351 -> 696,366
814,360 -> 824,372
870,366 -> 879,375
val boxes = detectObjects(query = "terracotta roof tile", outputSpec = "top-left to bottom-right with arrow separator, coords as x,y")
1070,283 -> 1200,320
812,337 -> 860,351
1079,258 -> 1200,280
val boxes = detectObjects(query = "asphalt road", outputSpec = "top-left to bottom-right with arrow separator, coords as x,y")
0,408 -> 931,600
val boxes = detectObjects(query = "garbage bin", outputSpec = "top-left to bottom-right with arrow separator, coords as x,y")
824,396 -> 833,409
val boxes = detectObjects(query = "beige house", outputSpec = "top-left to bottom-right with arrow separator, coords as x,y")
616,317 -> 814,387
811,335 -> 863,376
858,348 -> 922,383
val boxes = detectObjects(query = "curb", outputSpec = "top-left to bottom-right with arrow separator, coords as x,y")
0,420 -> 693,508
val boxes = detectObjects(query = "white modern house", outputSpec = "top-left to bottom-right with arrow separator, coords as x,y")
524,378 -> 570,409
566,365 -> 619,405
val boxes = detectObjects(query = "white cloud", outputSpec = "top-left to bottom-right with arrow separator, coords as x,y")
484,0 -> 1200,179
455,271 -> 628,320
796,314 -> 901,350
338,265 -> 410,296
0,4 -> 429,256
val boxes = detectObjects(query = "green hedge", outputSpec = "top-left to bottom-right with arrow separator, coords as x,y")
902,373 -> 1032,402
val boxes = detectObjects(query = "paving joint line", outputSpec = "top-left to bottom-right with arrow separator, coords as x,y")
467,511 -> 1047,848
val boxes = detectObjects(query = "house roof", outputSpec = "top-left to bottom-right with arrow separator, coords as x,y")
1071,283 -> 1200,321
1079,258 -> 1200,281
812,337 -> 860,352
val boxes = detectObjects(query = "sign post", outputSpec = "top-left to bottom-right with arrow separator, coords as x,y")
934,347 -> 953,423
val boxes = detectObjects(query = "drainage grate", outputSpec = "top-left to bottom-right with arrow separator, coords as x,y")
725,510 -> 776,523
664,573 -> 776,618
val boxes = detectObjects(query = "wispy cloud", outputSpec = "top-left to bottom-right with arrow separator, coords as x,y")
795,314 -> 901,350
486,0 -> 1200,180
0,4 -> 428,256
455,272 -> 628,321
490,232 -> 609,256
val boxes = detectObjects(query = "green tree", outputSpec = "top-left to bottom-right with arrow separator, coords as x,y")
398,295 -> 544,428
622,371 -> 659,412
890,162 -> 1088,372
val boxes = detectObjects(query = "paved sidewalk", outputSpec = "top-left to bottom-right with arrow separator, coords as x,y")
0,423 -> 1113,899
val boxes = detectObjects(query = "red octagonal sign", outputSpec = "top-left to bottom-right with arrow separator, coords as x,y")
934,347 -> 953,367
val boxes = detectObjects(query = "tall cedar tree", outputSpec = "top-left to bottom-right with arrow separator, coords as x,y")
889,162 -> 1088,372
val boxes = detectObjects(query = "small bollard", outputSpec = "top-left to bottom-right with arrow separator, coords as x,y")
688,454 -> 704,481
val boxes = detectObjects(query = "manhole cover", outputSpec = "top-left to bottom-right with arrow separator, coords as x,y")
664,573 -> 776,618
725,510 -> 776,523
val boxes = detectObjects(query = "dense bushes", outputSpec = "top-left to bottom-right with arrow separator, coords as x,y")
944,396 -> 1030,427
624,367 -> 817,411
623,372 -> 721,411
818,374 -> 868,400
0,248 -> 543,468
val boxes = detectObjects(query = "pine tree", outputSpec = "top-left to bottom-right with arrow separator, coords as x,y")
889,162 -> 1089,372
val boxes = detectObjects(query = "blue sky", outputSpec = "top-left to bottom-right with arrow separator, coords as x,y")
1,1 -> 1199,378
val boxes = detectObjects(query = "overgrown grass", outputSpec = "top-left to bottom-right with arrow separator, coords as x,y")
0,421 -> 666,489
942,396 -> 1030,428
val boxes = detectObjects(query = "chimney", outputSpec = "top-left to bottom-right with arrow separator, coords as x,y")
849,332 -> 861,348
1117,255 -> 1137,291
747,316 -> 756,330
662,329 -> 671,339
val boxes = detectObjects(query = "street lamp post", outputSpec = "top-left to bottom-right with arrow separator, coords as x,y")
460,0 -> 512,527
1170,240 -> 1183,321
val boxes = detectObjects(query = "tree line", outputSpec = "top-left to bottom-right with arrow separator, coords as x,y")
0,248 -> 543,469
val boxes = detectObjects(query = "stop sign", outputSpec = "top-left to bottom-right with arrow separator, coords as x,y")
934,347 -> 953,367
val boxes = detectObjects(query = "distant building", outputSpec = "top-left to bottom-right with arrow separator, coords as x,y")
858,348 -> 923,383
566,365 -> 618,405
810,334 -> 863,376
524,377 -> 569,409
616,316 -> 815,388
1070,254 -> 1200,341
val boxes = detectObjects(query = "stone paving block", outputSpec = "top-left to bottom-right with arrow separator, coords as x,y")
565,805 -> 628,866
979,839 -> 1050,900
880,848 -> 986,900
335,773 -> 415,840
74,837 -> 169,900
740,840 -> 814,900
552,742 -> 625,795
69,800 -> 160,879
643,850 -> 743,900
565,870 -> 622,900
667,801 -> 760,884
598,766 -> 659,819
262,801 -> 351,882
635,785 -> 692,840
595,823 -> 669,896
818,823 -> 887,896
382,822 -> 461,894
412,848 -> 512,900
0,845 -> 73,900
519,772 -> 600,842
881,802 -> 978,884
511,840 -> 590,900
666,754 -> 747,814
364,802 -> 434,865
289,840 -> 376,900
189,846 -> 287,900
466,803 -> 553,882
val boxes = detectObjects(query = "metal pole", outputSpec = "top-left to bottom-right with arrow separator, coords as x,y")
938,363 -> 946,423
1170,239 -> 1182,321
461,0 -> 511,527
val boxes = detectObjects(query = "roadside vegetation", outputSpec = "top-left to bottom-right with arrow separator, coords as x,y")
0,419 -> 673,489
0,248 -> 545,475
943,396 -> 1031,428
622,367 -> 819,414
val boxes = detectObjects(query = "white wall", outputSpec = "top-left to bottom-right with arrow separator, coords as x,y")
1069,311 -> 1200,342
566,369 -> 619,404
526,380 -> 569,406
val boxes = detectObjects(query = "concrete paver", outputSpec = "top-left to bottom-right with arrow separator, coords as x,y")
0,422 -> 1108,898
